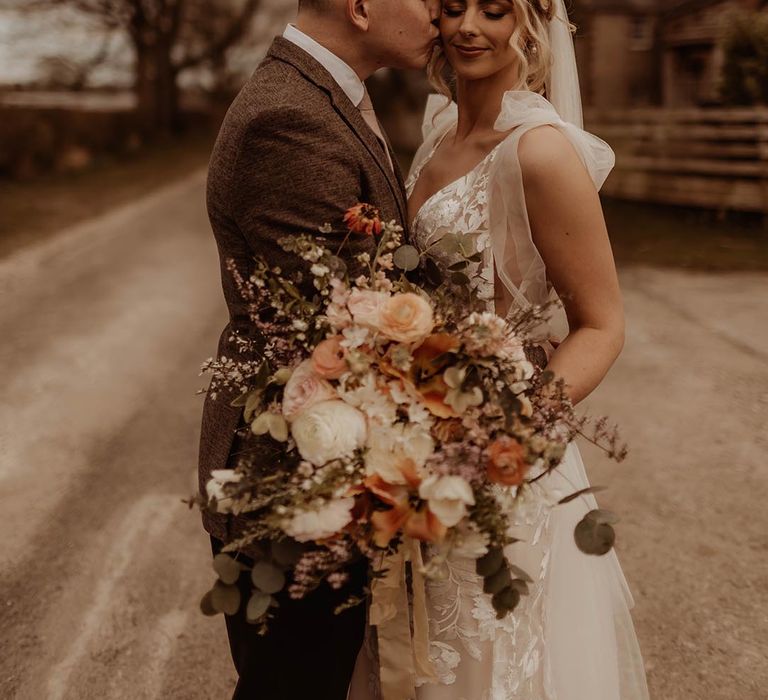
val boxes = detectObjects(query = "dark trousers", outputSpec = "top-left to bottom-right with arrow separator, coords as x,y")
210,536 -> 367,700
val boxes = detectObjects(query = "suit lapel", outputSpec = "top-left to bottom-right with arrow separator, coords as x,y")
267,38 -> 409,230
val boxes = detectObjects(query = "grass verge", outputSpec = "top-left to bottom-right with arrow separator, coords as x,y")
604,198 -> 768,272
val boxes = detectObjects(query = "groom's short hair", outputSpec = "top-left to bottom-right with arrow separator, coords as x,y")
298,0 -> 329,9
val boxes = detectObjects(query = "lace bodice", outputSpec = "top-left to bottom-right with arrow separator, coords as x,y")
406,129 -> 501,308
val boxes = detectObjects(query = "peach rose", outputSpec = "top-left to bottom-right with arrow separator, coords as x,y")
378,293 -> 434,344
282,360 -> 338,421
311,336 -> 348,379
347,288 -> 387,328
486,436 -> 530,486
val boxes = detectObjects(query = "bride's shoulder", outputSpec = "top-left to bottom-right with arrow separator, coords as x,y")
494,90 -> 616,190
516,125 -> 584,182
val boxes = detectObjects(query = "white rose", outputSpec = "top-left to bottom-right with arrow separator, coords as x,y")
419,474 -> 475,528
291,400 -> 368,465
282,497 -> 355,542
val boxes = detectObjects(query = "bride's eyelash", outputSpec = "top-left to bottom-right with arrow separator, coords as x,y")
442,8 -> 508,20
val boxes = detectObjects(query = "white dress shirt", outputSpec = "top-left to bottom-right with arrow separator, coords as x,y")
282,24 -> 365,107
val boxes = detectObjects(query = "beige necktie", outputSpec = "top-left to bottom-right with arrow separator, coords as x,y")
359,88 -> 395,174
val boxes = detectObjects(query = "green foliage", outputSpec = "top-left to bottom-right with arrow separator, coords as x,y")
574,510 -> 618,556
721,11 -> 768,105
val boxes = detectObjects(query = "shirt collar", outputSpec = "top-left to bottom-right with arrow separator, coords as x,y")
282,24 -> 365,107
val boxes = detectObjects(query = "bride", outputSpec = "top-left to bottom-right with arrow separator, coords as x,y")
350,0 -> 650,698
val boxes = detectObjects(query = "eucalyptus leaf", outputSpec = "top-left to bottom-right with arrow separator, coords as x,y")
272,538 -> 305,567
508,564 -> 534,583
200,590 -> 219,617
211,581 -> 241,615
246,591 -> 272,623
448,260 -> 469,271
251,561 -> 286,594
483,565 -> 512,595
574,513 -> 616,556
558,486 -> 608,506
424,258 -> 443,287
244,391 -> 264,423
213,553 -> 242,585
476,547 -> 504,577
491,586 -> 521,617
393,245 -> 421,272
450,272 -> 471,286
436,232 -> 460,256
585,509 -> 620,525
510,578 -> 530,596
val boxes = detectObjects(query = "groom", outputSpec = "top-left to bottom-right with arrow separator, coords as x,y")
199,0 -> 439,697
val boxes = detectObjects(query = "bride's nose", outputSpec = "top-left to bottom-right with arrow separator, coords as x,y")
458,9 -> 480,36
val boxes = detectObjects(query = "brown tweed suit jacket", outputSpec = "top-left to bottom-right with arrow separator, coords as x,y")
199,37 -> 409,545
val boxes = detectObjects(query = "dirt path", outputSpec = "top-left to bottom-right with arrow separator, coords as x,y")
0,180 -> 765,699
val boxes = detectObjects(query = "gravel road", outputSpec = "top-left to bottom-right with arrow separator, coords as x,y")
0,174 -> 765,699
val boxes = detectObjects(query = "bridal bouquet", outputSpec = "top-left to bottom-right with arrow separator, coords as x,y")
195,204 -> 625,631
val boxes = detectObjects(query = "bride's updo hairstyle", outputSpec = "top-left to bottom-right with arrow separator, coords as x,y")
428,0 -> 560,99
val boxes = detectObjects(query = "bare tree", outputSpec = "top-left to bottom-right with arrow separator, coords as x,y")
11,0 -> 261,132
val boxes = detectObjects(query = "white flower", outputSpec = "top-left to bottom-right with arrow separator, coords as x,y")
419,475 -> 475,528
451,522 -> 490,557
340,325 -> 370,349
205,470 -> 243,513
282,497 -> 355,542
337,372 -> 398,426
291,400 -> 368,465
365,423 -> 434,483
310,264 -> 330,277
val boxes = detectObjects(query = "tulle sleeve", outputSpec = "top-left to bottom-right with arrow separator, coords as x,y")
487,91 -> 616,343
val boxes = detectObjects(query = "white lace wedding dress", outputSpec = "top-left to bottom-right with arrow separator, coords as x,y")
349,91 -> 650,700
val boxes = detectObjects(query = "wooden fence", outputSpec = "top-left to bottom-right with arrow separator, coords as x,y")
585,107 -> 768,214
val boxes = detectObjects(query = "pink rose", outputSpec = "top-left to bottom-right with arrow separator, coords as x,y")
378,293 -> 434,344
347,289 -> 387,328
311,336 -> 348,379
282,360 -> 338,421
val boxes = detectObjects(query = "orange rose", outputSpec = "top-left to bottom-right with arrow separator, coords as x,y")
343,203 -> 383,236
486,436 -> 530,486
378,293 -> 434,344
311,336 -> 348,379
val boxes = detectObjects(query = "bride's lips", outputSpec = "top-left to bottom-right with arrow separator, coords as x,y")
453,45 -> 489,58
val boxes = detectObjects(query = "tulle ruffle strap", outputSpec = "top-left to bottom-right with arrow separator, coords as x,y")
494,90 -> 616,191
421,94 -> 458,142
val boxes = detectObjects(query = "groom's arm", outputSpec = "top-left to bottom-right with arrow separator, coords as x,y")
231,105 -> 369,264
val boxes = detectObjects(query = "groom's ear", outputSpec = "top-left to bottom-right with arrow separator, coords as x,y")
346,0 -> 371,31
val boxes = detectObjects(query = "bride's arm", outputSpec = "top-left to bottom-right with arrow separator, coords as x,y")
518,125 -> 624,405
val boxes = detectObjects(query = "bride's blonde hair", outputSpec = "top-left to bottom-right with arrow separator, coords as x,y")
428,0 -> 565,99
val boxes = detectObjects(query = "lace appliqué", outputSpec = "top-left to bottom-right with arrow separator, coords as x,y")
407,131 -> 557,700
406,135 -> 501,308
417,484 -> 556,700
